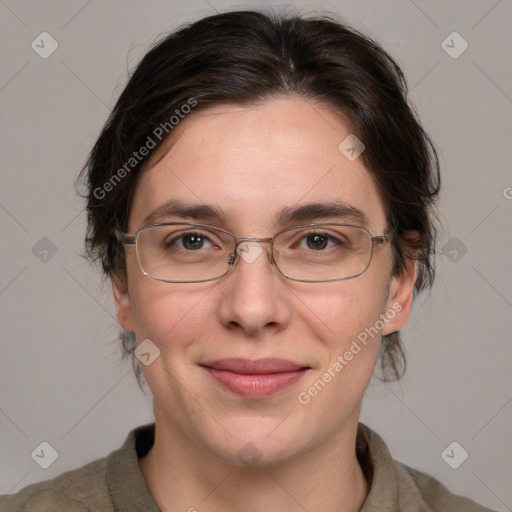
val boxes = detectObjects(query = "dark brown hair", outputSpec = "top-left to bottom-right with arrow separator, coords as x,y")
77,9 -> 440,388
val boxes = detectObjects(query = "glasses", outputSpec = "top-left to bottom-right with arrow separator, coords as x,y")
116,222 -> 393,283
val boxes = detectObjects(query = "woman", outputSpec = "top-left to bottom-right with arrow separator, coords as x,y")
0,9 -> 495,512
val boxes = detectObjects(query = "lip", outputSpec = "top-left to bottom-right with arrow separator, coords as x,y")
201,358 -> 309,398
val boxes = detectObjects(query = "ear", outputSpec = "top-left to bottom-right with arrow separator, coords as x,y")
382,256 -> 417,336
112,275 -> 135,333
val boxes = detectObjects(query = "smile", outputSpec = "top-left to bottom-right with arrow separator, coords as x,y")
200,358 -> 310,398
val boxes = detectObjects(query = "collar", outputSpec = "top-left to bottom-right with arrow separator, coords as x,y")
105,422 -> 416,512
106,423 -> 160,511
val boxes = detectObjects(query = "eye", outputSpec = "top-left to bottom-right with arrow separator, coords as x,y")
303,233 -> 330,250
166,231 -> 215,251
297,232 -> 342,251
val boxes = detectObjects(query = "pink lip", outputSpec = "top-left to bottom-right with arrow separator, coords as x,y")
201,358 -> 309,398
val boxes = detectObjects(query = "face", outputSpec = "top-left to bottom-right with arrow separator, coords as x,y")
113,95 -> 416,466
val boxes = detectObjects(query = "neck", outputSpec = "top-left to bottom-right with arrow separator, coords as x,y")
139,407 -> 369,512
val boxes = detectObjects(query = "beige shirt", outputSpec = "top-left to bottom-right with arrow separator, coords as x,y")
0,422 -> 496,511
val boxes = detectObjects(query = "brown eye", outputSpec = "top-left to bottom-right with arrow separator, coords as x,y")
165,232 -> 213,251
306,234 -> 329,250
181,233 -> 205,250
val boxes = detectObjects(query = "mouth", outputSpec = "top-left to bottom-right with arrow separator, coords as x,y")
200,358 -> 310,398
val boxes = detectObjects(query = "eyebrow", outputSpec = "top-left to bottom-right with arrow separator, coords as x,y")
142,200 -> 226,226
276,201 -> 368,226
141,199 -> 369,228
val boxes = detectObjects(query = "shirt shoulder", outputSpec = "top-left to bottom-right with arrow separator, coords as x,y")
393,460 -> 497,512
357,423 -> 497,512
0,456 -> 113,512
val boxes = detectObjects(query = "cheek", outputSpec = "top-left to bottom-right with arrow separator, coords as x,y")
299,276 -> 389,348
127,281 -> 216,406
295,276 -> 389,397
291,290 -> 386,440
127,269 -> 213,353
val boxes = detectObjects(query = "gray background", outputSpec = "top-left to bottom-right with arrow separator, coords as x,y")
1,0 -> 511,509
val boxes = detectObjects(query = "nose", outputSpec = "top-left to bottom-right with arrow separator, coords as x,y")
217,240 -> 291,336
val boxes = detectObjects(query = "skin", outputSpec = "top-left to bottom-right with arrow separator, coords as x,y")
112,95 -> 417,512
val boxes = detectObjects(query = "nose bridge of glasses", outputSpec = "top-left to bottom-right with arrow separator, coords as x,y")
234,237 -> 274,257
226,237 -> 275,267
236,237 -> 273,243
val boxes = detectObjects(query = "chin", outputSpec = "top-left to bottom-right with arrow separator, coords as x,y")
204,417 -> 311,468
217,439 -> 303,469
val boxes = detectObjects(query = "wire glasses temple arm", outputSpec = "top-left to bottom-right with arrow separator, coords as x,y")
116,229 -> 136,245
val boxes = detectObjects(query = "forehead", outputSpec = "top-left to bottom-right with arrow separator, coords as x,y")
129,95 -> 387,234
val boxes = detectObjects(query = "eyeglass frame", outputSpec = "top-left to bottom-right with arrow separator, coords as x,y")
116,221 -> 395,284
